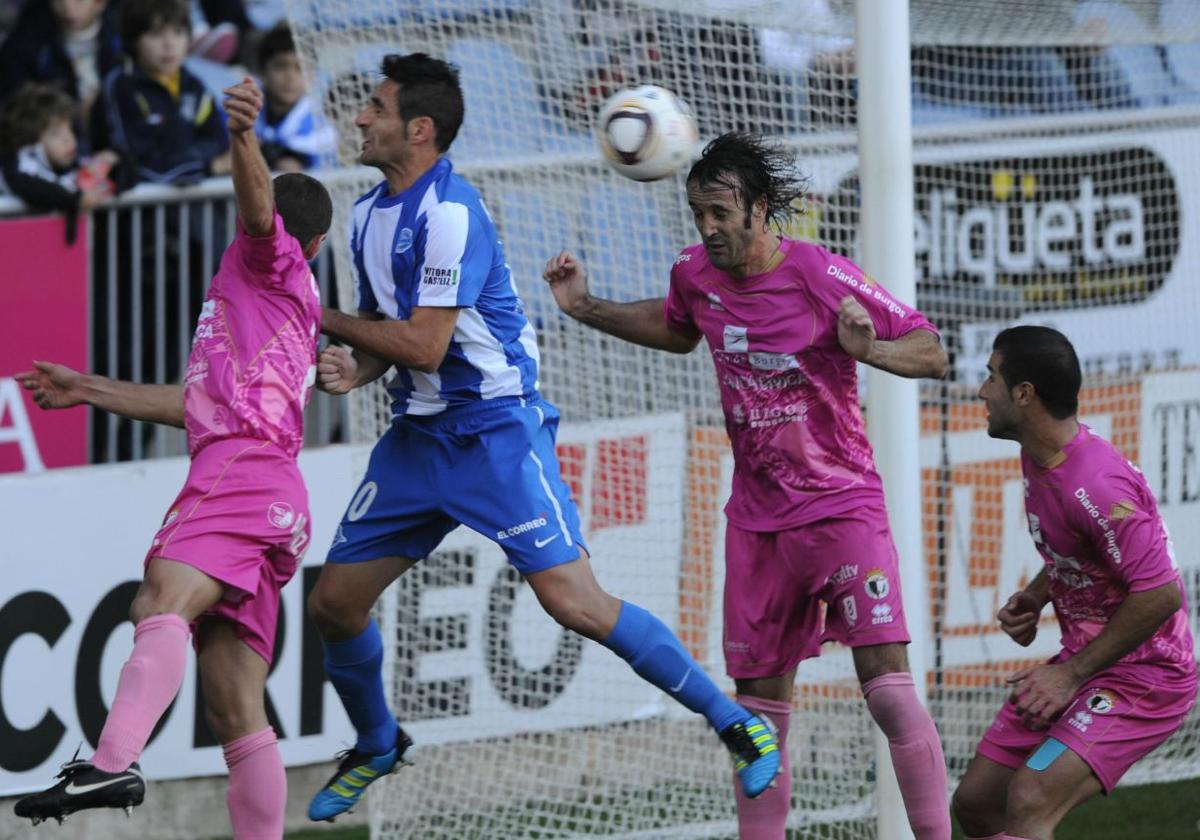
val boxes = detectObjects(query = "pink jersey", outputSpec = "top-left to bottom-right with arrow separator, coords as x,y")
1023,424 -> 1194,676
183,213 -> 321,459
664,239 -> 938,530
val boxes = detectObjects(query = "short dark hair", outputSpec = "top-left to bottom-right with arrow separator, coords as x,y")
0,83 -> 76,154
274,173 -> 332,248
686,131 -> 809,229
120,0 -> 191,58
379,53 -> 464,153
992,326 -> 1081,419
257,22 -> 295,71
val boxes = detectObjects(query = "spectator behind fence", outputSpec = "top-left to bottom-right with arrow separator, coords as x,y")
0,83 -> 120,242
254,23 -> 336,171
92,0 -> 231,186
0,0 -> 121,130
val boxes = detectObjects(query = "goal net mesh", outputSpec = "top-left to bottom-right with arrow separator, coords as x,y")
284,0 -> 1200,836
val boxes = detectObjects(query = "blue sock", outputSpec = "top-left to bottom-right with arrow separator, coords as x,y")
322,620 -> 398,756
603,601 -> 745,733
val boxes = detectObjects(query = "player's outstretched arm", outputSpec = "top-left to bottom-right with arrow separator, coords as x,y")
542,251 -> 699,354
836,297 -> 948,379
223,75 -> 273,237
16,361 -> 185,427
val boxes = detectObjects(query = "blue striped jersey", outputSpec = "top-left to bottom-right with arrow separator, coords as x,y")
350,157 -> 541,417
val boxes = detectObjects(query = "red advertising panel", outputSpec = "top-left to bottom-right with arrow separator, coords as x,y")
0,214 -> 89,472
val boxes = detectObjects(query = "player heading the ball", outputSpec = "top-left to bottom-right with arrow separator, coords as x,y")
544,130 -> 953,840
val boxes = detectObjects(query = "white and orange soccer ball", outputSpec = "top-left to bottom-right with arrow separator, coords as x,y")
595,85 -> 698,182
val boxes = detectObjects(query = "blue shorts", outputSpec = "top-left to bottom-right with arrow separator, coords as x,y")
328,398 -> 587,576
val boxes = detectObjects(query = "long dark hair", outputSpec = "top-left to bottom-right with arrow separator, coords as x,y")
686,131 -> 809,229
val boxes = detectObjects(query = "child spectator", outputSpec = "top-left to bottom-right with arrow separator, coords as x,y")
0,0 -> 122,126
0,83 -> 117,233
254,23 -> 335,171
92,0 -> 231,185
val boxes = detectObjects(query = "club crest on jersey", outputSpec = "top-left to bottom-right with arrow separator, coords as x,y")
1086,690 -> 1117,714
706,292 -> 724,311
268,501 -> 296,529
865,569 -> 890,599
395,227 -> 414,254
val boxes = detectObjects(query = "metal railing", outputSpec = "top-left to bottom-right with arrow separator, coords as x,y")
1,176 -> 348,463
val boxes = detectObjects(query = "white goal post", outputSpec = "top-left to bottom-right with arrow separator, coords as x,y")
286,1 -> 1200,837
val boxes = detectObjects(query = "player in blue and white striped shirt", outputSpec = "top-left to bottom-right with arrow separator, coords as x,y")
305,53 -> 780,822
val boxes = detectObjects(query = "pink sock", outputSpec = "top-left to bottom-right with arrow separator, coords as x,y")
733,695 -> 791,840
223,728 -> 286,840
862,673 -> 951,840
92,614 -> 190,772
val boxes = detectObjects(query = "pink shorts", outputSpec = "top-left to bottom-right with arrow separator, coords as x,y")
146,437 -> 310,664
722,510 -> 911,679
976,657 -> 1197,793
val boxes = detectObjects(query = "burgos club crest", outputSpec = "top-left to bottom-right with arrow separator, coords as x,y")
865,569 -> 890,600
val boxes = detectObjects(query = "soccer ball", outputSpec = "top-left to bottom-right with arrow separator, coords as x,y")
596,85 -> 698,182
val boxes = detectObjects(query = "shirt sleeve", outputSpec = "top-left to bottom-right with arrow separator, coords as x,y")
236,211 -> 305,286
1070,471 -> 1179,592
663,255 -> 701,340
415,201 -> 490,308
815,250 -> 939,341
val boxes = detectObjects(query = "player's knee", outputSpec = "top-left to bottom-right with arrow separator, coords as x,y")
129,590 -> 177,625
539,595 -> 607,641
1005,770 -> 1054,826
950,782 -> 1000,834
205,697 -> 262,744
306,585 -> 359,639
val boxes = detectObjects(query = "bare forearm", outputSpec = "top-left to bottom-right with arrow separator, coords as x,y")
81,375 -> 185,427
1065,582 -> 1183,681
570,295 -> 697,354
322,308 -> 443,372
864,329 -> 948,379
230,131 -> 273,235
1025,569 -> 1051,608
352,348 -> 393,387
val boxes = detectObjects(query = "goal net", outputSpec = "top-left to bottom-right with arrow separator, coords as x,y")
284,0 -> 1200,836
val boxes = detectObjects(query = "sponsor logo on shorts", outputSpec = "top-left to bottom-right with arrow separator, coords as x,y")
496,515 -> 549,541
865,569 -> 890,599
331,524 -> 347,547
871,603 -> 893,625
534,534 -> 560,549
268,501 -> 296,529
842,595 -> 858,625
1086,690 -> 1116,714
1069,709 -> 1093,732
831,564 -> 859,586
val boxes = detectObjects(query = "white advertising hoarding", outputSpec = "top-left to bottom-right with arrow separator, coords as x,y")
0,414 -> 685,795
